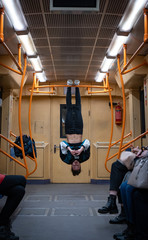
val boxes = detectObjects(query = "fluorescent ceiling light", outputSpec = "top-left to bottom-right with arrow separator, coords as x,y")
107,34 -> 128,57
95,72 -> 105,82
29,57 -> 42,72
101,57 -> 115,72
2,0 -> 27,31
37,72 -> 47,82
18,33 -> 36,56
119,0 -> 147,32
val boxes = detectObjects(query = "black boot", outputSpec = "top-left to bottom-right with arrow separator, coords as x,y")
0,225 -> 19,240
114,222 -> 135,240
113,226 -> 129,239
98,195 -> 118,214
110,205 -> 127,224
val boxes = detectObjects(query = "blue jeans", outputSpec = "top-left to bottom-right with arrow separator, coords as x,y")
65,87 -> 83,134
120,181 -> 135,223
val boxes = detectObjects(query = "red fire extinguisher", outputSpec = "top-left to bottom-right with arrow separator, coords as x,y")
115,103 -> 122,125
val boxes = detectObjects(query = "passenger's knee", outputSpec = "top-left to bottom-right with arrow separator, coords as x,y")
120,181 -> 127,192
17,175 -> 26,188
13,185 -> 25,198
111,161 -> 118,171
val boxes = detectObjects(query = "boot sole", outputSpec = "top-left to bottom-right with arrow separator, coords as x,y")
98,209 -> 118,214
110,219 -> 127,224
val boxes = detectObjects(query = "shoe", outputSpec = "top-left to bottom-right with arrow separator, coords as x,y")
74,80 -> 80,85
67,80 -> 73,85
0,226 -> 19,240
114,223 -> 135,240
98,195 -> 118,214
109,212 -> 127,224
113,227 -> 129,239
115,235 -> 135,240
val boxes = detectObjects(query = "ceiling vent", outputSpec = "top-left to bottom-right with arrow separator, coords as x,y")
50,0 -> 100,11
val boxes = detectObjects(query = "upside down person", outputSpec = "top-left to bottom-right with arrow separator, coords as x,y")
60,80 -> 90,176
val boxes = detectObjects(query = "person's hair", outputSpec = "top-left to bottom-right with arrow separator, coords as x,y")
71,166 -> 81,176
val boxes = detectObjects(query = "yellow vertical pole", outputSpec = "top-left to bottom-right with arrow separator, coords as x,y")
105,73 -> 114,172
103,78 -> 106,91
144,8 -> 148,42
28,73 -> 37,175
117,54 -> 126,159
36,78 -> 39,92
18,54 -> 29,178
0,8 -> 4,42
18,43 -> 22,68
123,44 -> 127,68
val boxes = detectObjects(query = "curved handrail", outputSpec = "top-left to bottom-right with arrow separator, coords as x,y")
27,73 -> 37,176
117,55 -> 126,159
105,73 -> 114,172
18,54 -> 29,178
105,8 -> 148,172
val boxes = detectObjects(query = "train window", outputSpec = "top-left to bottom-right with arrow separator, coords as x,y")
140,89 -> 145,136
60,104 -> 67,138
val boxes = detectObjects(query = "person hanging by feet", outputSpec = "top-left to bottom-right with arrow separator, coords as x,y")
60,80 -> 90,176
0,174 -> 26,240
98,146 -> 147,224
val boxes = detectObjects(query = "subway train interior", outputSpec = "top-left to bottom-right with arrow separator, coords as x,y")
0,0 -> 148,240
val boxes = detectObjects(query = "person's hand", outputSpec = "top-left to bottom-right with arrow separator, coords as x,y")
137,150 -> 148,158
67,147 -> 76,156
75,146 -> 84,156
132,146 -> 142,156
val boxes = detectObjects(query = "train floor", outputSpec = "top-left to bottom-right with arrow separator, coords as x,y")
0,183 -> 126,240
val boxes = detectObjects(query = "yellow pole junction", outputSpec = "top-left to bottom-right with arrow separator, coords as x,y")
0,8 -> 23,74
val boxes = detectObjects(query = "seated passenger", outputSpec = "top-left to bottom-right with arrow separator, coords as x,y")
98,146 -> 146,224
0,174 -> 26,240
60,80 -> 90,176
114,181 -> 148,240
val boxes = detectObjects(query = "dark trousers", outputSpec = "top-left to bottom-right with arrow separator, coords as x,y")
0,175 -> 26,225
110,160 -> 128,203
133,189 -> 148,240
65,87 -> 83,134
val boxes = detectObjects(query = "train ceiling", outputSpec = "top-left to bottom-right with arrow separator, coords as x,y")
0,0 -> 148,86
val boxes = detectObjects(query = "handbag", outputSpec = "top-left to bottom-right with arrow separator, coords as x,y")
119,151 -> 136,170
128,156 -> 148,189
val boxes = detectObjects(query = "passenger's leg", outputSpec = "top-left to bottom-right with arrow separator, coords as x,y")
75,87 -> 81,108
66,87 -> 72,109
98,160 -> 128,214
110,161 -> 128,191
114,182 -> 135,240
65,87 -> 73,134
74,87 -> 83,134
0,175 -> 26,240
133,189 -> 148,240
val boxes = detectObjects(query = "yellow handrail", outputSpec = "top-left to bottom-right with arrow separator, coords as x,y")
0,8 -> 23,74
117,54 -> 126,159
105,73 -> 114,172
27,73 -> 37,176
0,6 -> 39,178
105,8 -> 148,172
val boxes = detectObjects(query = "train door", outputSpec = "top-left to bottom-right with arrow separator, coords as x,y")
50,95 -> 90,183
